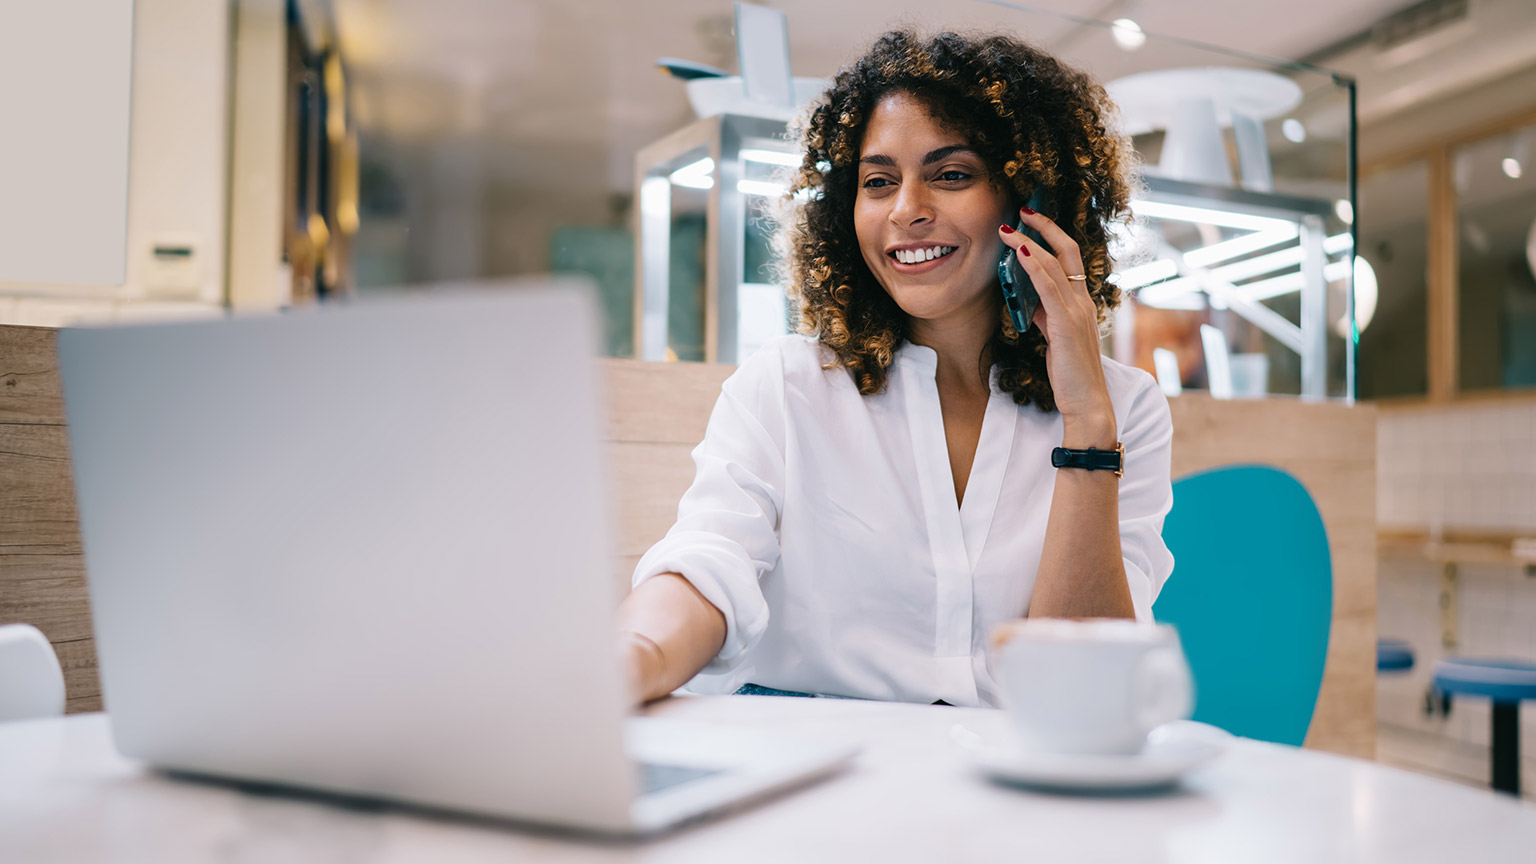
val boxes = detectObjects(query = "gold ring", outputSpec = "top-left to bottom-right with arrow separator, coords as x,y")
1066,274 -> 1088,281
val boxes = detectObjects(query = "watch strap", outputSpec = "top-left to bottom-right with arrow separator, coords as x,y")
1051,442 -> 1125,478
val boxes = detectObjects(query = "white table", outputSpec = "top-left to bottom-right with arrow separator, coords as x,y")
3,696 -> 1535,863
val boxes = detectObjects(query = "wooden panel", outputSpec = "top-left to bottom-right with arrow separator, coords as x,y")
0,325 -> 68,424
1373,387 -> 1536,410
0,576 -> 93,643
0,551 -> 84,583
1380,530 -> 1535,567
1168,396 -> 1372,471
56,637 -> 102,714
0,423 -> 82,554
600,359 -> 729,602
608,441 -> 697,558
1303,610 -> 1376,759
0,325 -> 97,714
602,359 -> 731,444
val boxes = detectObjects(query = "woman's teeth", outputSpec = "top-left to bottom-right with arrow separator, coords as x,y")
893,246 -> 957,265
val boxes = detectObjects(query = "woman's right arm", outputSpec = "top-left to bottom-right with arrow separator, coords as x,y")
617,572 -> 727,704
614,341 -> 791,706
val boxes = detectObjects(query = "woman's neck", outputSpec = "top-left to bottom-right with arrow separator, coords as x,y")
906,302 -> 997,397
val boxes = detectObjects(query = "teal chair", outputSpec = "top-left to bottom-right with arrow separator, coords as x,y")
1153,465 -> 1332,746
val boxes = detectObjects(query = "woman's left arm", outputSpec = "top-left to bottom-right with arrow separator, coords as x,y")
999,209 -> 1170,620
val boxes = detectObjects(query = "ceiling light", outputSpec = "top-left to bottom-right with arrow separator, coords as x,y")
1111,259 -> 1179,290
1131,200 -> 1295,233
740,148 -> 801,167
1134,232 -> 1353,304
1234,259 -> 1354,302
668,157 -> 715,190
1503,157 -> 1523,179
1334,199 -> 1353,225
1208,245 -> 1307,282
1182,226 -> 1299,269
737,179 -> 787,197
1110,18 -> 1146,51
1281,119 -> 1306,144
1323,232 -> 1353,254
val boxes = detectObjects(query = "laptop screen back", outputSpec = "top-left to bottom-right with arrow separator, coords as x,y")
58,283 -> 639,830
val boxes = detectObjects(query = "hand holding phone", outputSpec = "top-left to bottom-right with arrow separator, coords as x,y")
998,190 -> 1053,335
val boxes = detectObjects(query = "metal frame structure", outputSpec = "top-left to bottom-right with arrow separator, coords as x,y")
1127,176 -> 1340,400
632,113 -> 794,364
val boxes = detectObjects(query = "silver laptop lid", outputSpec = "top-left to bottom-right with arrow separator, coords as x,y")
58,282 -> 638,831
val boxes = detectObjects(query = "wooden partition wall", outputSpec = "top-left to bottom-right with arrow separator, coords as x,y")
0,326 -> 1376,757
0,326 -> 96,712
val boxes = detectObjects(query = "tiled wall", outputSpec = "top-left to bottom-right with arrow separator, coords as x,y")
1377,399 -> 1536,533
1376,396 -> 1536,749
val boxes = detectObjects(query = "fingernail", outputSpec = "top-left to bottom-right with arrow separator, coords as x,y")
1020,244 -> 1030,257
999,223 -> 1015,234
1020,204 -> 1037,215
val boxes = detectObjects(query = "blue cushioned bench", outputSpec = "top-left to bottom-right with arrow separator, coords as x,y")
1433,657 -> 1536,796
1376,639 -> 1415,673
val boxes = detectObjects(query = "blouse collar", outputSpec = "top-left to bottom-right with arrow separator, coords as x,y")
894,340 -> 1002,393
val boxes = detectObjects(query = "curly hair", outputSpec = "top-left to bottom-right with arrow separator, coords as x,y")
783,30 -> 1137,410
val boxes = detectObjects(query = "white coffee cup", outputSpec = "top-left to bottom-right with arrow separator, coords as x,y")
989,618 -> 1194,756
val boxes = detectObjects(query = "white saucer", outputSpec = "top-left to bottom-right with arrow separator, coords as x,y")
967,721 -> 1229,793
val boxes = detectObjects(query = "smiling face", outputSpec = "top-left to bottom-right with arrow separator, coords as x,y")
854,91 -> 1015,333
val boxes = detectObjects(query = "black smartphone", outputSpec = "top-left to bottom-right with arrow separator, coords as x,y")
998,189 -> 1053,335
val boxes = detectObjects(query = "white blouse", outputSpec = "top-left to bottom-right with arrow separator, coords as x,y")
632,334 -> 1175,707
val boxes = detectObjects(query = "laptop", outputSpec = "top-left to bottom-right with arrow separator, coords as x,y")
57,280 -> 856,836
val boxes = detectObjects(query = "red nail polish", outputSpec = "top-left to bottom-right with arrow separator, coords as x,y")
1020,245 -> 1030,257
1021,204 -> 1037,216
999,223 -> 1015,234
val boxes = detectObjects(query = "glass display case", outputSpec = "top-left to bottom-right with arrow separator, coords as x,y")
633,113 -> 798,364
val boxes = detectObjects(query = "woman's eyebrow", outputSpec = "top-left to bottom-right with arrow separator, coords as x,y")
921,145 -> 979,164
857,146 -> 979,168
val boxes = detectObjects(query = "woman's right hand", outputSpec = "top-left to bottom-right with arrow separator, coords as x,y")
619,630 -> 665,706
615,572 -> 728,706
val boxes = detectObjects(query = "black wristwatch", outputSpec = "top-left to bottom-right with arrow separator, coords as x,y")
1051,443 -> 1125,478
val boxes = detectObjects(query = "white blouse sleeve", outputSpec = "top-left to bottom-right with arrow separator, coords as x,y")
630,343 -> 787,673
1115,373 -> 1177,623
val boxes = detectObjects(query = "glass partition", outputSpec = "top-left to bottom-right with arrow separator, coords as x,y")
1356,161 -> 1430,400
1453,119 -> 1536,392
981,3 -> 1357,400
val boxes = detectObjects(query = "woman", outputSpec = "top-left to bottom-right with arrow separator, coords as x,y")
618,30 -> 1173,707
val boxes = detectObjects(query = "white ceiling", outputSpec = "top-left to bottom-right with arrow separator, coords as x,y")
329,0 -> 1438,199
